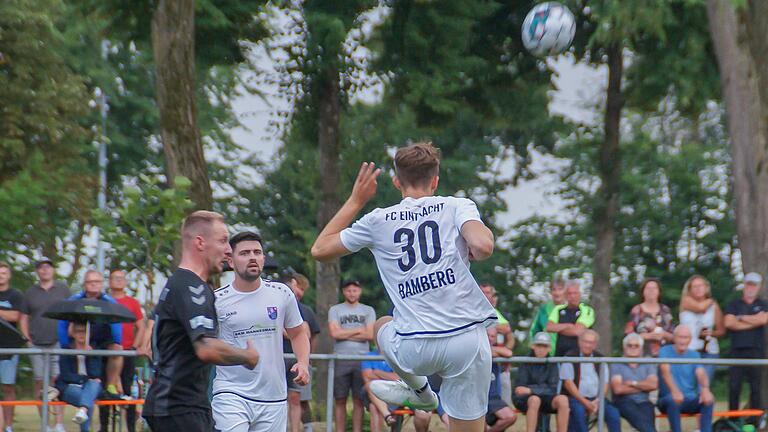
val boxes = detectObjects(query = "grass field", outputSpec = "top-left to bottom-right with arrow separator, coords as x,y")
3,401 -> 739,431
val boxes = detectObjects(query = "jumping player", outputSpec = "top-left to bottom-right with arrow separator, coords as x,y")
311,142 -> 497,432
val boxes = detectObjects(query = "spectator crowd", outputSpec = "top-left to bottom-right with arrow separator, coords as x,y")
0,256 -> 765,432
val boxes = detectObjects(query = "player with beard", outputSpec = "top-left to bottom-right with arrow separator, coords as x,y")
212,231 -> 310,432
142,211 -> 260,432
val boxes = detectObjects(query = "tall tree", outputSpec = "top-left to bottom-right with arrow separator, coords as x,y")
151,0 -> 212,210
0,0 -> 93,277
707,0 -> 768,406
707,0 -> 768,282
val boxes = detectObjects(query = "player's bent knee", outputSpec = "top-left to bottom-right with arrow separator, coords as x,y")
528,395 -> 541,406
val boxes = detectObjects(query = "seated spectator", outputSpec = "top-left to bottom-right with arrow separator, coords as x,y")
658,325 -> 714,432
546,281 -> 595,357
624,278 -> 674,357
486,326 -> 517,432
514,332 -> 569,432
361,347 -> 399,432
57,270 -> 124,398
56,322 -> 103,432
610,333 -> 658,432
560,330 -> 620,432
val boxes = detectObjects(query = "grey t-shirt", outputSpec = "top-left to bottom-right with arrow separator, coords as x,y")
610,363 -> 657,403
560,360 -> 609,399
328,302 -> 376,355
24,281 -> 71,345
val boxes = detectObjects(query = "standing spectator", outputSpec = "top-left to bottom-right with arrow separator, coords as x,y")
724,272 -> 768,410
610,333 -> 658,432
657,325 -> 714,432
100,268 -> 145,432
361,347 -> 399,432
514,332 -> 570,432
328,280 -> 376,432
624,278 -> 674,357
284,273 -> 321,432
485,326 -> 518,432
560,330 -> 620,432
530,278 -> 566,353
56,322 -> 103,432
480,283 -> 514,406
0,263 -> 26,432
679,275 -> 725,379
546,281 -> 595,357
19,257 -> 70,432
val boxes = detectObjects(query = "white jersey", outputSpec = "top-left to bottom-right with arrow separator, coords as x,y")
212,279 -> 303,402
340,195 -> 496,338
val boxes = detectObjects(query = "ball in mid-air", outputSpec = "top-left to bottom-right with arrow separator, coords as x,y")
521,2 -> 576,56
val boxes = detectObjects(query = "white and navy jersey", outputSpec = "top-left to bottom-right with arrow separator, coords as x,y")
340,195 -> 496,338
212,280 -> 303,403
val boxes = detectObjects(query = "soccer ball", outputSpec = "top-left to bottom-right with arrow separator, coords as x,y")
521,2 -> 576,56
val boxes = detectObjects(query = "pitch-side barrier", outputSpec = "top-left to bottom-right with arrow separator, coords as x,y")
3,349 -> 768,432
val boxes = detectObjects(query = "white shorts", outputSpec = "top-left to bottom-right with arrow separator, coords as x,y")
212,392 -> 288,432
377,322 -> 492,421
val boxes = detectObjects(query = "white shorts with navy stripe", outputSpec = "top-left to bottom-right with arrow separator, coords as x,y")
212,392 -> 287,432
377,321 -> 492,421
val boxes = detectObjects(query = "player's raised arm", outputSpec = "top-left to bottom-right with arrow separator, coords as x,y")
311,162 -> 381,262
460,220 -> 495,261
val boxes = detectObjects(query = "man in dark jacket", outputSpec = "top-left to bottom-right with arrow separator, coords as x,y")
514,332 -> 570,432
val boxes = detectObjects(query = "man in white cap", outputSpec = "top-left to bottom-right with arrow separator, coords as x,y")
724,272 -> 768,410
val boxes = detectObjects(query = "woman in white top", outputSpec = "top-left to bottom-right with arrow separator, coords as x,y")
679,274 -> 725,380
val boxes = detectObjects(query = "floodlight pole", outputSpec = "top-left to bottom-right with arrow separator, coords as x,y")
95,91 -> 108,274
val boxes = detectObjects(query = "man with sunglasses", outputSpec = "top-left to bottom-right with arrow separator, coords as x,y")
609,333 -> 658,432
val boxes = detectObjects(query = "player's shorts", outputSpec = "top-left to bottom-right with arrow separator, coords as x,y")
286,360 -> 313,401
144,411 -> 215,432
212,392 -> 287,432
333,360 -> 364,400
377,321 -> 492,421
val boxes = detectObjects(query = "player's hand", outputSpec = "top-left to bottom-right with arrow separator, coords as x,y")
349,162 -> 381,207
243,340 -> 260,370
700,388 -> 714,405
291,362 -> 310,386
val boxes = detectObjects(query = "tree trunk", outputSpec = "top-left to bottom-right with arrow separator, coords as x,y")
707,0 -> 768,411
151,0 -> 213,212
592,43 -> 623,355
314,67 -> 342,423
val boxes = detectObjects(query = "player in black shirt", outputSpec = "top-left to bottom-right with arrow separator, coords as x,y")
143,211 -> 260,431
724,272 -> 768,410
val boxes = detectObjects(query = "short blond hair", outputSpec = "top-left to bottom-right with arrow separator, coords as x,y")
181,210 -> 225,240
394,141 -> 441,188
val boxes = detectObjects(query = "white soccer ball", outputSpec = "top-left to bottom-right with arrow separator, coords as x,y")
521,2 -> 576,56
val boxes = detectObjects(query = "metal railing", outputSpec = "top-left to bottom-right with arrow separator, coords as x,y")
4,348 -> 768,432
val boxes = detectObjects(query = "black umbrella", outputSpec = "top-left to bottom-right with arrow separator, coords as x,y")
44,298 -> 136,344
0,318 -> 26,351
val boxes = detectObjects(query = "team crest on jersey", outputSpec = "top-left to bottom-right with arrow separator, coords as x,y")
267,306 -> 278,320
